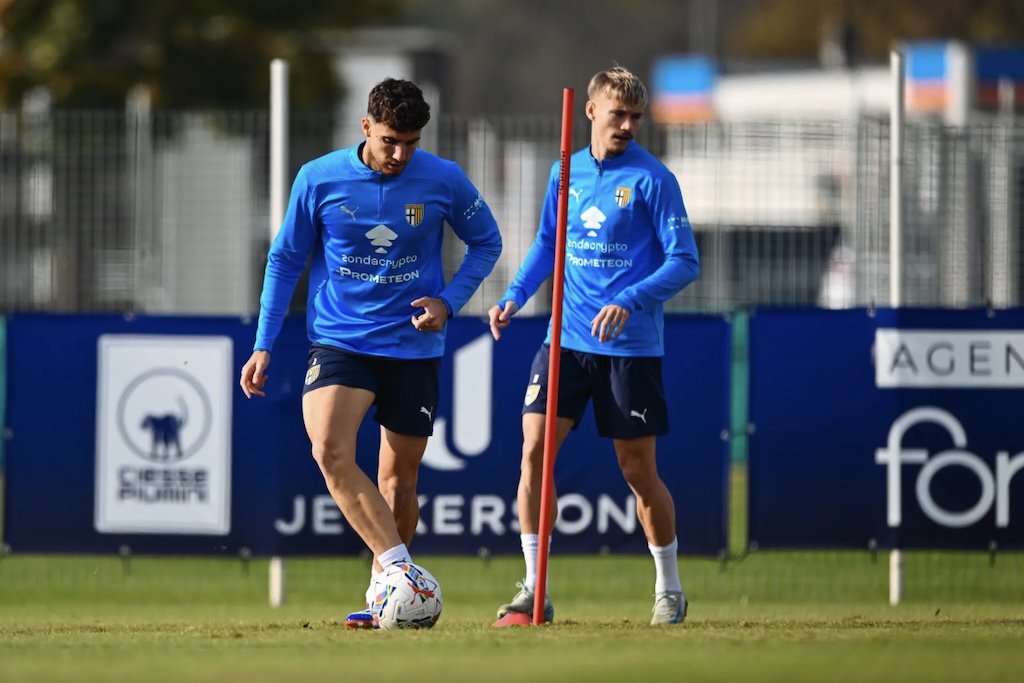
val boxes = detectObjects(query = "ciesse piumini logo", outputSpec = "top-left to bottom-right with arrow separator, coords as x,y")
116,368 -> 212,463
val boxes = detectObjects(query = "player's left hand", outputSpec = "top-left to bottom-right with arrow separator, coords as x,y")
411,296 -> 449,332
591,304 -> 630,342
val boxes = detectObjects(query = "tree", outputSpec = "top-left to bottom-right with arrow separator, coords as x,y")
0,0 -> 400,108
734,0 -> 1024,63
398,0 -> 745,115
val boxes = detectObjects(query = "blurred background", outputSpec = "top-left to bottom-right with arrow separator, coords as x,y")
0,0 -> 1021,317
2,0 -> 1024,615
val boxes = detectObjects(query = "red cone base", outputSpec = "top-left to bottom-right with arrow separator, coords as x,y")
491,612 -> 533,628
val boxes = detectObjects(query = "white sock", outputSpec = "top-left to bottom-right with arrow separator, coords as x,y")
377,543 -> 411,569
649,537 -> 682,593
523,533 -> 555,595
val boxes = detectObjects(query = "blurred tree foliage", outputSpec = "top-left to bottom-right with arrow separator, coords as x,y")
736,0 -> 1024,62
0,0 -> 400,108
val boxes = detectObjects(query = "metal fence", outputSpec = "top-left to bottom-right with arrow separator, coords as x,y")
1,109 -> 1022,315
3,109 -> 1024,606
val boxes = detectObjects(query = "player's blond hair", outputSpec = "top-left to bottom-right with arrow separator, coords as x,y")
587,66 -> 648,107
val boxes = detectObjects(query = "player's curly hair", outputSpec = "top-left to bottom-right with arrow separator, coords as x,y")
366,78 -> 431,132
587,66 -> 648,107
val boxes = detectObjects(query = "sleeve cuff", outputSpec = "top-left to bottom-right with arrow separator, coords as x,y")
440,297 -> 454,318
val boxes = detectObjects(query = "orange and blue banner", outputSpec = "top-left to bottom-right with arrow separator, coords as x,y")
906,42 -> 951,113
905,41 -> 1024,115
650,55 -> 717,124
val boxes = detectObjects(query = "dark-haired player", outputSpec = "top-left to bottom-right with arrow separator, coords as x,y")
241,78 -> 502,628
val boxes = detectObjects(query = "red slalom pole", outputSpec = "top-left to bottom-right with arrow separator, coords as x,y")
533,88 -> 574,626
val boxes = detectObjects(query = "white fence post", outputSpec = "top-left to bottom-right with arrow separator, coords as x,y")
268,58 -> 289,608
889,47 -> 905,607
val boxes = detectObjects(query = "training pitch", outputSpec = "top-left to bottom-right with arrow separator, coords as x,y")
1,553 -> 1022,683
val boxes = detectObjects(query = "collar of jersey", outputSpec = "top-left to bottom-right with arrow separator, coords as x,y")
586,140 -> 638,170
347,144 -> 420,178
348,145 -> 378,178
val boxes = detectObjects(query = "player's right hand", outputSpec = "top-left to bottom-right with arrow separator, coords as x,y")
240,350 -> 271,398
488,301 -> 519,341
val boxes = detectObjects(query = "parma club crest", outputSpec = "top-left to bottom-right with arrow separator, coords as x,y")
614,186 -> 632,207
405,204 -> 424,227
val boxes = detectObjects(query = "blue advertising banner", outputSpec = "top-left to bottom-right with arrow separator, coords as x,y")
0,316 -> 6,469
748,307 -> 1024,550
3,314 -> 285,556
3,313 -> 729,557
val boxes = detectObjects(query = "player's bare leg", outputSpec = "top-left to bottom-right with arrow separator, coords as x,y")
517,414 -> 574,534
614,436 -> 687,625
339,427 -> 429,629
303,385 -> 404,556
498,413 -> 573,622
305,385 -> 408,628
614,436 -> 675,545
377,427 -> 428,564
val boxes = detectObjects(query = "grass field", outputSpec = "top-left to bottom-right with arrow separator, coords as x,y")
2,552 -> 1023,683
3,469 -> 1023,682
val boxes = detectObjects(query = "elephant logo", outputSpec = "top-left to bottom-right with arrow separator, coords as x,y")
117,369 -> 212,463
140,398 -> 189,461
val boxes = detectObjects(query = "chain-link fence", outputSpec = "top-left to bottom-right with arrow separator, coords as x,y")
2,109 -> 1024,605
2,109 -> 1021,315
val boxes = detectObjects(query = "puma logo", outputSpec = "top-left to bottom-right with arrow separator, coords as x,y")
568,187 -> 581,203
420,406 -> 434,420
340,205 -> 357,218
630,408 -> 648,424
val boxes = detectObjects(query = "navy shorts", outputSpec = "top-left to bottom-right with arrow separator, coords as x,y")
302,343 -> 441,437
522,345 -> 668,439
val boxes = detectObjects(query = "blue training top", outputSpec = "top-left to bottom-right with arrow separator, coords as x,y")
255,144 -> 502,358
499,141 -> 699,357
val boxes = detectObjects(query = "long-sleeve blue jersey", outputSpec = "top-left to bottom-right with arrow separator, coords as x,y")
255,145 -> 502,358
500,141 -> 699,357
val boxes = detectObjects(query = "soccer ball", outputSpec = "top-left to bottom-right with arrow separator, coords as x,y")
374,562 -> 443,630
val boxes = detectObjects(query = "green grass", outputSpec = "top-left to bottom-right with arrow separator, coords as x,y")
5,315 -> 1022,681
3,466 -> 1023,681
4,610 -> 1023,683
2,553 -> 1023,683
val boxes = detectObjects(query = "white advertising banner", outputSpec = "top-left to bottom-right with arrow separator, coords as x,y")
95,335 -> 233,534
875,329 -> 1024,388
